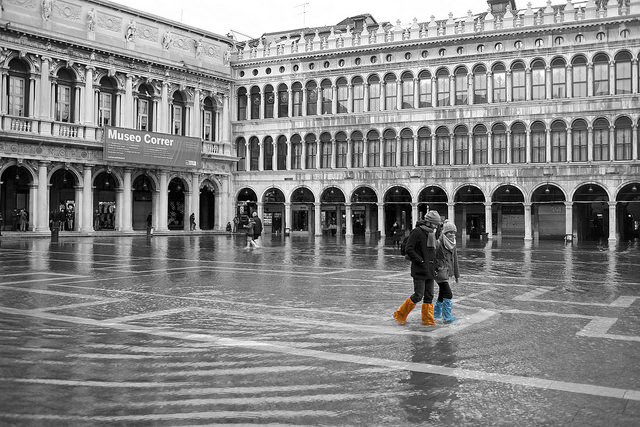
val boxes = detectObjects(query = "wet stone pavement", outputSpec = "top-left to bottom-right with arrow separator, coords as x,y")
0,233 -> 639,426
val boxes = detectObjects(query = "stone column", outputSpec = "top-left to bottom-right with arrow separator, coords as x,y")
506,70 -> 512,102
346,137 -> 352,169
314,202 -> 322,236
192,173 -> 200,230
285,202 -> 292,234
158,171 -> 169,231
587,125 -> 594,162
413,134 -> 419,166
122,169 -> 133,231
377,203 -> 385,237
506,130 -> 512,164
566,65 -> 573,98
633,124 -> 638,160
448,203 -> 455,223
608,201 -> 617,243
587,62 -> 594,97
486,71 -> 493,103
524,202 -> 533,240
258,141 -> 264,171
546,66 -> 552,99
565,201 -> 573,238
84,66 -> 94,125
525,67 -> 532,101
546,128 -> 552,162
39,58 -> 51,122
124,74 -> 133,128
345,203 -> 353,236
37,162 -> 50,232
566,128 -> 573,162
411,203 -> 418,228
487,131 -> 493,165
81,165 -> 93,232
272,140 -> 278,170
331,138 -> 337,168
485,201 -> 493,239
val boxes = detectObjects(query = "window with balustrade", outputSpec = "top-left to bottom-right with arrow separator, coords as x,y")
250,86 -> 261,119
384,74 -> 397,110
321,79 -> 332,114
55,68 -> 75,123
593,118 -> 610,161
305,133 -> 317,168
171,92 -> 186,136
614,117 -> 632,160
455,67 -> 468,105
320,133 -> 332,168
572,119 -> 588,162
352,77 -> 364,113
550,120 -> 567,162
473,125 -> 488,164
593,54 -> 610,96
572,56 -> 587,98
306,81 -> 318,116
418,127 -> 432,166
531,122 -> 546,163
368,75 -> 380,111
511,62 -> 526,101
337,78 -> 348,113
400,129 -> 413,166
367,130 -> 380,167
136,83 -> 154,131
383,130 -> 396,167
436,69 -> 450,107
277,84 -> 289,118
551,58 -> 566,99
249,137 -> 260,170
263,136 -> 273,170
492,124 -> 507,164
351,131 -> 364,168
292,82 -> 303,116
264,85 -> 274,118
615,52 -> 632,95
98,77 -> 116,127
474,65 -> 487,104
291,134 -> 302,169
336,132 -> 347,168
454,126 -> 468,165
237,87 -> 247,120
436,127 -> 450,165
236,138 -> 246,171
531,60 -> 546,100
492,64 -> 506,103
511,123 -> 526,163
418,70 -> 432,108
401,72 -> 414,109
277,136 -> 287,170
8,58 -> 29,117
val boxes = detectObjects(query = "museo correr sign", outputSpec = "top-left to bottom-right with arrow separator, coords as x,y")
103,126 -> 201,169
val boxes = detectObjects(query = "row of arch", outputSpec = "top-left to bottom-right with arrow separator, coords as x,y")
236,115 -> 640,171
236,50 -> 639,119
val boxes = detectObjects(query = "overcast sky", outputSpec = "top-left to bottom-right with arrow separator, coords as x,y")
109,0 -> 484,39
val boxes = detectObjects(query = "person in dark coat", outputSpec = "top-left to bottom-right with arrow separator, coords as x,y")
392,210 -> 441,325
252,211 -> 262,247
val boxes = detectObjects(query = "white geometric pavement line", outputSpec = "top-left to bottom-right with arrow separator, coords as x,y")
576,317 -> 640,343
0,285 -> 113,301
0,272 -> 79,278
374,271 -> 408,280
108,307 -> 196,323
315,268 -> 357,276
514,287 -> 638,308
0,305 -> 638,402
0,276 -> 89,286
40,299 -> 126,312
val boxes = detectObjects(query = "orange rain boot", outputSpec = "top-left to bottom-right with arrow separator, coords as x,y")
421,303 -> 435,325
393,298 -> 416,325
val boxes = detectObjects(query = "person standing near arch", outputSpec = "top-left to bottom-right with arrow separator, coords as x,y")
252,211 -> 262,247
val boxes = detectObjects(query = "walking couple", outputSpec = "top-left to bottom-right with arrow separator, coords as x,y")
393,210 -> 460,325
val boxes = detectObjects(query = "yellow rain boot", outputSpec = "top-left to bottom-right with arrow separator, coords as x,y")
393,298 -> 416,325
421,303 -> 435,325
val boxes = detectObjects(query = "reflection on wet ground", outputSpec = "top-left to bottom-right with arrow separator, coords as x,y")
0,234 -> 639,425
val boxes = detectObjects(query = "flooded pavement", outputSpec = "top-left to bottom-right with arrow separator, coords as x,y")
0,234 -> 639,426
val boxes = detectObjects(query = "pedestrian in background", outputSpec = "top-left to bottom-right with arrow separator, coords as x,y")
19,209 -> 28,231
233,216 -> 239,233
189,213 -> 196,231
245,218 -> 257,249
0,212 -> 4,236
252,211 -> 262,247
433,221 -> 460,323
392,210 -> 441,326
391,220 -> 401,248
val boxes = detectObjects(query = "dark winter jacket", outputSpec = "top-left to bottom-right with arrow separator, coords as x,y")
435,237 -> 460,282
405,220 -> 437,280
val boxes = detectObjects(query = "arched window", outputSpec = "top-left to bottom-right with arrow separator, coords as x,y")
263,136 -> 273,170
492,63 -> 506,103
454,125 -> 468,165
264,84 -> 274,119
401,72 -> 414,109
320,132 -> 332,168
614,116 -> 632,160
277,84 -> 289,118
417,127 -> 432,166
336,78 -> 348,113
551,58 -> 566,99
400,129 -> 413,166
383,129 -> 396,167
352,77 -> 364,113
292,82 -> 303,117
250,86 -> 260,119
384,74 -> 397,110
593,53 -> 610,96
474,65 -> 487,104
171,91 -> 186,135
572,56 -> 587,98
531,59 -> 546,100
291,134 -> 302,169
435,126 -> 450,165
249,137 -> 260,170
236,138 -> 246,171
511,62 -> 526,101
472,125 -> 488,164
368,75 -> 380,111
136,83 -> 154,131
531,121 -> 546,163
511,122 -> 526,163
237,87 -> 247,120
615,51 -> 632,94
351,131 -> 364,168
336,132 -> 348,168
202,97 -> 216,141
277,135 -> 287,170
436,69 -> 450,106
305,133 -> 317,168
593,118 -> 610,161
455,67 -> 468,105
321,79 -> 332,114
572,119 -> 588,162
418,70 -> 432,108
550,121 -> 567,162
56,68 -> 76,123
7,58 -> 29,117
367,130 -> 380,167
98,76 -> 116,127
306,81 -> 318,115
492,124 -> 507,164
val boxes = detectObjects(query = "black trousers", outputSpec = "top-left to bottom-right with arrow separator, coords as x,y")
436,281 -> 453,302
410,278 -> 435,304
